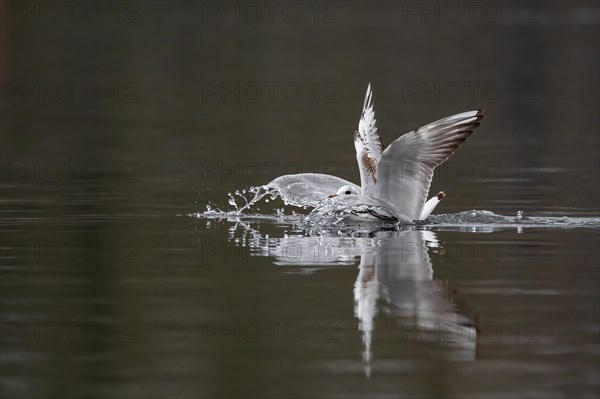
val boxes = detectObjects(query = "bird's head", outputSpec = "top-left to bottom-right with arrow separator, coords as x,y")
328,185 -> 360,198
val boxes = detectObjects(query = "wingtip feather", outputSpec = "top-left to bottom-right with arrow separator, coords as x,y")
363,83 -> 373,111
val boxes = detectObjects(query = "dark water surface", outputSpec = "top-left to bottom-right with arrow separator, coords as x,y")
2,1 -> 599,398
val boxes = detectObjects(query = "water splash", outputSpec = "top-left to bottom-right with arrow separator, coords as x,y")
193,188 -> 600,230
197,180 -> 335,218
426,210 -> 600,228
222,185 -> 277,214
192,204 -> 600,230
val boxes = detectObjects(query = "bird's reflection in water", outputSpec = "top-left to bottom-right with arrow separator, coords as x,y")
225,219 -> 477,375
354,230 -> 477,376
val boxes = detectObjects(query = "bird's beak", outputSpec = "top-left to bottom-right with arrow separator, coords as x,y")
328,194 -> 337,198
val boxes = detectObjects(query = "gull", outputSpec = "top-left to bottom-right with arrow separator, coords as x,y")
264,84 -> 485,222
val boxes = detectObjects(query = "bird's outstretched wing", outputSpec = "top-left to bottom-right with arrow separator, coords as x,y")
373,110 -> 485,220
354,83 -> 384,196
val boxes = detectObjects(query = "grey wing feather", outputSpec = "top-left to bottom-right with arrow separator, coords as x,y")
373,109 -> 485,220
355,83 -> 384,196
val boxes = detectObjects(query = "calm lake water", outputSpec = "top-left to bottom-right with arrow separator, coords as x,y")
2,1 -> 599,398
